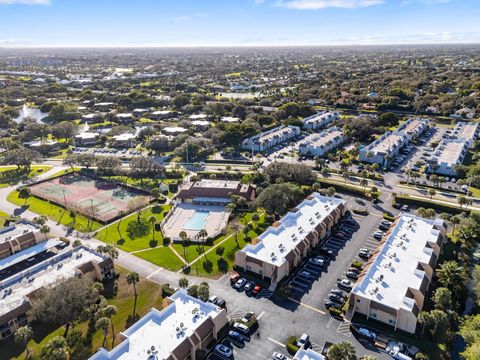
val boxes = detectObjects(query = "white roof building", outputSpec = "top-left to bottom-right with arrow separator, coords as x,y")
241,125 -> 300,152
220,116 -> 240,123
302,111 -> 340,130
350,214 -> 447,334
90,290 -> 228,360
452,121 -> 479,148
163,127 -> 188,135
428,138 -> 468,176
294,349 -> 326,360
298,127 -> 345,157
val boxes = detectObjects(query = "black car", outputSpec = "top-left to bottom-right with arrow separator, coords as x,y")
319,247 -> 334,258
330,288 -> 347,298
328,293 -> 345,304
325,301 -> 342,310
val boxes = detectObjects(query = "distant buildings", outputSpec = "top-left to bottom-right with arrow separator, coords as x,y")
235,193 -> 346,286
0,245 -> 114,339
302,111 -> 340,130
428,139 -> 468,176
75,132 -> 99,146
111,133 -> 136,148
90,290 -> 228,360
0,220 -> 41,261
350,214 -> 447,334
149,110 -> 175,120
359,117 -> 429,168
114,113 -> 134,124
26,139 -> 60,154
220,116 -> 240,123
82,113 -> 105,124
452,121 -> 479,148
241,125 -> 300,152
298,127 -> 345,157
163,126 -> 188,136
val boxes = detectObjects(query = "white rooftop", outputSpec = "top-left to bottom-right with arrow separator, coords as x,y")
368,132 -> 405,155
302,111 -> 339,125
192,179 -> 239,189
352,214 -> 444,312
241,193 -> 344,266
163,126 -> 188,134
76,132 -> 99,140
189,114 -> 208,120
431,139 -> 467,167
0,239 -> 61,272
294,348 -> 326,360
0,222 -> 38,244
113,133 -> 136,141
454,121 -> 479,140
299,128 -> 344,149
191,120 -> 211,127
220,116 -> 240,123
0,246 -> 107,319
90,291 -> 222,360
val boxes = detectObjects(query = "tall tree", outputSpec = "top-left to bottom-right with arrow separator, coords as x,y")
126,271 -> 140,315
327,341 -> 357,360
14,325 -> 33,359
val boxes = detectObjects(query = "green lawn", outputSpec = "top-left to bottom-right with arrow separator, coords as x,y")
0,165 -> 52,188
134,246 -> 185,271
4,266 -> 164,360
7,190 -> 102,232
95,206 -> 171,252
107,176 -> 181,198
173,211 -> 269,278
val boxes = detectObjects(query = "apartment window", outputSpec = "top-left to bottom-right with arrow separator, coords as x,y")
246,265 -> 251,271
388,319 -> 396,325
370,313 -> 377,318
356,299 -> 361,303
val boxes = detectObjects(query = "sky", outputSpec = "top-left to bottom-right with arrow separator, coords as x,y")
0,0 -> 479,47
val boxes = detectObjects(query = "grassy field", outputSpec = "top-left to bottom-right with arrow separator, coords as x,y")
3,266 -> 164,360
107,176 -> 181,198
173,211 -> 269,277
95,206 -> 171,252
7,190 -> 102,232
0,165 -> 52,188
134,246 -> 185,271
0,210 -> 9,227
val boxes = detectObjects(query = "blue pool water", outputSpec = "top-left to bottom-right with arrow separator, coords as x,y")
183,211 -> 209,231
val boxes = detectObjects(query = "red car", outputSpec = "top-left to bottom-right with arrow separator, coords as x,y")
230,273 -> 240,284
252,285 -> 262,296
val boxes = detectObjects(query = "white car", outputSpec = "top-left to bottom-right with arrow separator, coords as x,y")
214,344 -> 232,358
233,322 -> 250,335
273,352 -> 288,360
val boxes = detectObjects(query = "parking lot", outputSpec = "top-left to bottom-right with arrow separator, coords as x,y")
73,147 -> 145,158
206,195 -> 396,360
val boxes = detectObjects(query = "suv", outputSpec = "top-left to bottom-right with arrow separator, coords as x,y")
297,333 -> 310,348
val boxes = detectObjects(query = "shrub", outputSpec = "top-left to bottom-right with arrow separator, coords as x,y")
286,336 -> 299,355
59,237 -> 70,245
352,208 -> 369,215
395,194 -> 470,215
151,205 -> 163,213
126,219 -> 150,239
162,284 -> 175,298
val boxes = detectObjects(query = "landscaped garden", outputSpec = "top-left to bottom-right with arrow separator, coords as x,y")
3,266 -> 165,360
0,165 -> 52,188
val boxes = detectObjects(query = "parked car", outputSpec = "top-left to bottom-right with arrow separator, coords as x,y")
359,248 -> 372,260
401,205 -> 409,211
272,352 -> 288,360
378,224 -> 389,232
329,293 -> 345,304
298,270 -> 313,280
325,301 -> 342,310
330,288 -> 347,298
228,330 -> 244,343
309,257 -> 325,267
297,333 -> 310,348
233,322 -> 250,335
214,344 -> 233,358
230,273 -> 240,284
234,278 -> 247,290
373,231 -> 385,239
346,271 -> 359,280
216,298 -> 227,309
241,311 -> 255,323
252,285 -> 262,296
244,280 -> 255,293
319,247 -> 334,258
337,278 -> 354,291
348,267 -> 361,275
380,220 -> 392,226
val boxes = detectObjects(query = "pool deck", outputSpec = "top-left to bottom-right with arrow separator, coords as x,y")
161,203 -> 229,242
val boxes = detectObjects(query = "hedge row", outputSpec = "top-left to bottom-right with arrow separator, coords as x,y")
394,195 -> 471,215
317,179 -> 370,198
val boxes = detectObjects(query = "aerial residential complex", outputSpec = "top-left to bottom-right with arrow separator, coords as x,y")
359,132 -> 406,168
452,121 -> 479,148
90,290 -> 228,360
349,214 -> 447,334
294,348 -> 326,360
359,118 -> 429,168
241,125 -> 301,152
298,127 -> 345,157
0,220 -> 42,261
428,139 -> 469,176
302,111 -> 340,130
235,193 -> 346,286
0,245 -> 114,339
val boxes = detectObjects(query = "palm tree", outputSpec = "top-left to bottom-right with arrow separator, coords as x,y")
40,225 -> 50,241
95,317 -> 110,348
14,325 -> 33,359
126,271 -> 140,315
229,220 -> 241,248
179,231 -> 189,261
251,213 -> 260,230
457,195 -> 469,209
428,189 -> 436,199
100,305 -> 118,348
436,260 -> 466,292
149,215 -> 156,243
450,214 -> 462,236
178,277 -> 189,289
116,210 -> 126,233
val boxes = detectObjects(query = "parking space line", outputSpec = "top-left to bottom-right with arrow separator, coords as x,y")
257,310 -> 266,320
287,297 -> 326,315
326,316 -> 334,328
268,337 -> 286,347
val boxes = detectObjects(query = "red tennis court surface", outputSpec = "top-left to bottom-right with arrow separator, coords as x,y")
29,174 -> 149,223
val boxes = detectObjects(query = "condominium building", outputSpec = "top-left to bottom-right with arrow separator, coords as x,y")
294,348 -> 326,360
235,193 -> 346,286
90,290 -> 228,360
149,110 -> 176,120
298,127 -> 345,157
453,121 -> 479,148
396,118 -> 429,142
359,132 -> 406,168
75,132 -> 99,146
0,220 -> 42,261
0,245 -> 114,339
241,125 -> 301,152
349,214 -> 447,334
302,111 -> 340,130
428,139 -> 469,176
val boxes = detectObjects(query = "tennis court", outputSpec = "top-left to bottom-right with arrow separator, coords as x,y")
29,174 -> 149,222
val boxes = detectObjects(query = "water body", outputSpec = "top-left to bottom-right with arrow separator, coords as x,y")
13,105 -> 48,124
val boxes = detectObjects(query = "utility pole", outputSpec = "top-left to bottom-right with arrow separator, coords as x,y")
185,143 -> 189,164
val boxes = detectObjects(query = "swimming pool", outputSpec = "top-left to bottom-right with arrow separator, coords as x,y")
183,211 -> 209,231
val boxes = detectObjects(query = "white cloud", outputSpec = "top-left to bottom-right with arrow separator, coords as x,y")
276,0 -> 384,9
0,0 -> 50,4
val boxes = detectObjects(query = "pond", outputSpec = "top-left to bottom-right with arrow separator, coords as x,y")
13,105 -> 48,124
